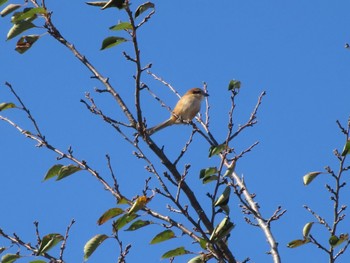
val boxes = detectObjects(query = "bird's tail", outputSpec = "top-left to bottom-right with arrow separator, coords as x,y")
147,118 -> 173,135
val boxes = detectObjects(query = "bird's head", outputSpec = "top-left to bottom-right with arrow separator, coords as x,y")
186,88 -> 209,99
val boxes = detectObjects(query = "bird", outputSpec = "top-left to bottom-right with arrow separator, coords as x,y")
147,88 -> 209,135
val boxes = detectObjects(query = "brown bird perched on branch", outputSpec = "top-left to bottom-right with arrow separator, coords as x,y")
147,88 -> 209,135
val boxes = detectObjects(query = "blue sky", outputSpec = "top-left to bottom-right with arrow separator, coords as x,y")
1,1 -> 350,262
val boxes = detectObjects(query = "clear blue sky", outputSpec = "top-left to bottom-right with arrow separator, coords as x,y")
1,1 -> 350,262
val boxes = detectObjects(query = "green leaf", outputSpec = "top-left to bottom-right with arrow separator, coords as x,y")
228,79 -> 241,91
134,2 -> 154,19
209,217 -> 235,243
117,197 -> 129,205
0,0 -> 9,7
125,220 -> 152,231
43,164 -> 63,181
302,222 -> 314,238
37,233 -> 64,255
209,143 -> 226,157
329,233 -> 349,247
7,21 -> 35,40
199,238 -> 207,250
199,167 -> 217,179
0,102 -> 16,111
223,167 -> 234,177
199,167 -> 218,184
113,213 -> 138,231
29,260 -> 47,263
341,140 -> 350,156
150,230 -> 175,244
83,234 -> 109,261
214,186 -> 231,207
188,255 -> 206,263
12,7 -> 46,22
202,175 -> 218,184
97,207 -> 124,225
109,22 -> 132,31
1,254 -> 20,263
287,239 -> 309,248
57,164 -> 82,180
0,247 -> 6,253
303,171 -> 322,185
100,36 -> 127,50
336,233 -> 349,247
1,3 -> 21,17
15,34 -> 40,54
329,235 -> 339,247
127,196 -> 149,215
161,247 -> 190,259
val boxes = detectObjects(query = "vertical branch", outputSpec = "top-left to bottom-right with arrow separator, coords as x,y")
59,219 -> 75,261
227,167 -> 281,263
125,2 -> 144,132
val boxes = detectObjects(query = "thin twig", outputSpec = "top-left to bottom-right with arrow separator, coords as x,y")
59,219 -> 75,261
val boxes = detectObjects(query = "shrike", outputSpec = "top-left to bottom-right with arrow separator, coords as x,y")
147,88 -> 208,135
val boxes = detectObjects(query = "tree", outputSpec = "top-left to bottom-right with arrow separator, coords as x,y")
0,1 -> 349,263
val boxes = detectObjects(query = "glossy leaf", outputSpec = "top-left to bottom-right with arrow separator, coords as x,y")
57,164 -> 82,180
341,140 -> 350,156
0,102 -> 15,111
97,207 -> 124,225
199,167 -> 218,183
134,2 -> 154,18
1,3 -> 21,17
1,253 -> 20,263
109,22 -> 132,31
329,233 -> 349,247
128,196 -> 149,214
100,36 -> 127,50
303,171 -> 322,185
302,222 -> 314,238
287,239 -> 309,248
208,143 -> 226,157
150,230 -> 175,244
228,79 -> 241,91
199,238 -> 207,250
202,175 -> 218,184
37,233 -> 63,255
7,21 -> 35,40
15,34 -> 40,54
117,197 -> 129,204
214,186 -> 231,207
43,164 -> 63,181
83,234 -> 108,261
223,167 -> 234,177
209,217 -> 235,243
329,235 -> 339,247
161,247 -> 190,259
125,220 -> 152,231
12,7 -> 46,23
199,167 -> 217,179
113,213 -> 138,231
